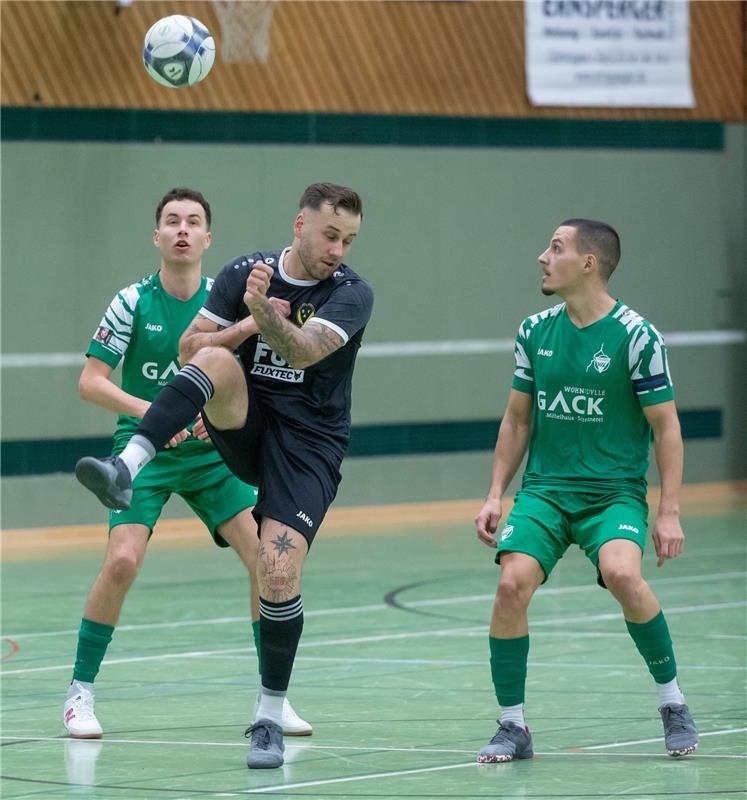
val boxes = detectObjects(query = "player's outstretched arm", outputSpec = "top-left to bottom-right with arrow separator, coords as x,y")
244,262 -> 344,369
644,400 -> 685,567
475,389 -> 533,548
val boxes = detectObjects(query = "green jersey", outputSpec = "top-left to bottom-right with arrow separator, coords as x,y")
87,271 -> 215,453
511,300 -> 674,496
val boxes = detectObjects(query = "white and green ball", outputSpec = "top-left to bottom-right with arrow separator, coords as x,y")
143,15 -> 215,88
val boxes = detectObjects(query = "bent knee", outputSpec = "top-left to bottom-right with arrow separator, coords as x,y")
191,345 -> 237,371
495,574 -> 535,609
104,551 -> 141,585
257,553 -> 300,598
600,565 -> 645,593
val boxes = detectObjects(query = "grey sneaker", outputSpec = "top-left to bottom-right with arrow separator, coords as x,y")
660,703 -> 699,756
477,721 -> 534,763
245,718 -> 284,769
75,456 -> 132,510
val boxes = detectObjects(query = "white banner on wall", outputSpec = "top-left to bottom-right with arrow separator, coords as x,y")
526,0 -> 695,107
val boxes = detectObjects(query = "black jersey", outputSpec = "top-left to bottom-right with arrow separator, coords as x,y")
201,248 -> 373,450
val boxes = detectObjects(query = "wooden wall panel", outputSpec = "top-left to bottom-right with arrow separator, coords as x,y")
1,0 -> 744,120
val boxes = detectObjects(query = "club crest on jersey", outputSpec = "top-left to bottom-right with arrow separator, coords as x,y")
587,344 -> 611,374
94,326 -> 113,344
296,303 -> 316,326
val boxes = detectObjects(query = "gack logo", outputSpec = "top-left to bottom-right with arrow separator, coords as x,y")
537,389 -> 604,416
142,360 -> 180,384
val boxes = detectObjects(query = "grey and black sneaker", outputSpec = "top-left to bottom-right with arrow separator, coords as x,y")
245,718 -> 284,769
660,703 -> 699,757
75,456 -> 133,510
477,721 -> 534,763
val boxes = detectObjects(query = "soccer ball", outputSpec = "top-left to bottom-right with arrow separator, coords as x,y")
142,15 -> 215,88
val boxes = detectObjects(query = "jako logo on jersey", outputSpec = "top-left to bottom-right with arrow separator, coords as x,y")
296,510 -> 313,527
537,389 -> 604,416
145,323 -> 163,332
587,344 -> 611,373
618,523 -> 639,533
142,361 -> 180,383
296,303 -> 316,326
500,525 -> 514,541
250,337 -> 304,383
537,349 -> 553,357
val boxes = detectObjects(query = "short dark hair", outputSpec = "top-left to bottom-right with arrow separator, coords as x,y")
561,218 -> 620,279
155,188 -> 212,229
299,182 -> 363,218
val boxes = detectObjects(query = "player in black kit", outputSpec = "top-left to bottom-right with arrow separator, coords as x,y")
75,183 -> 373,769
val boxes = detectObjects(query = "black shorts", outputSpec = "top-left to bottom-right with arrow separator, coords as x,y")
202,394 -> 343,548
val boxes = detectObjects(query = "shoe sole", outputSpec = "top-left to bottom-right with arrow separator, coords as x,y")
66,731 -> 103,740
283,727 -> 312,737
477,751 -> 533,763
667,743 -> 698,757
247,760 -> 284,769
75,460 -> 131,510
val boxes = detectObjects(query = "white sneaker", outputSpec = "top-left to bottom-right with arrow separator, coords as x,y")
253,695 -> 313,736
64,682 -> 103,739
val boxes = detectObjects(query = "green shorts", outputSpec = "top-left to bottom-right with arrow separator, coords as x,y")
108,446 -> 258,547
496,488 -> 649,586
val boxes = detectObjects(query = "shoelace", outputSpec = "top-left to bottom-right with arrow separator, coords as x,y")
244,722 -> 275,748
70,692 -> 97,721
488,723 -> 516,745
663,707 -> 690,733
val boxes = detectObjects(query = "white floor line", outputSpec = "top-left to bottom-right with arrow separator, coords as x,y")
3,570 -> 744,641
4,600 -> 747,676
579,727 -> 747,750
2,734 -> 745,760
241,761 -> 476,794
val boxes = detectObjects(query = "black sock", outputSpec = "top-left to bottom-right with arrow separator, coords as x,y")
136,364 -> 214,450
258,595 -> 303,692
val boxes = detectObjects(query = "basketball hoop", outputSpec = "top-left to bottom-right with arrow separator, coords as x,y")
211,0 -> 277,64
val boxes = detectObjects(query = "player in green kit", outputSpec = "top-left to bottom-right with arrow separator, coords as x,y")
474,219 -> 698,761
64,188 -> 310,739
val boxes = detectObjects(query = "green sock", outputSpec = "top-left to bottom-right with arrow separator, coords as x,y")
252,619 -> 262,675
489,635 -> 529,707
72,618 -> 114,684
626,610 -> 677,683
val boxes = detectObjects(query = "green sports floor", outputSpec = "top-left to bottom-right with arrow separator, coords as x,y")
1,490 -> 745,799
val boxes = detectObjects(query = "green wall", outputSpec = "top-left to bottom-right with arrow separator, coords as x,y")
1,118 -> 745,526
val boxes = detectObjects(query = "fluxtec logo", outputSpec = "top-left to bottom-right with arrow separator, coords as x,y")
142,360 -> 180,385
500,525 -> 514,541
250,336 -> 304,383
537,386 -> 605,421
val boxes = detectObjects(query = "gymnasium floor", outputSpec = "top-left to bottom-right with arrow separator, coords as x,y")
1,484 -> 745,799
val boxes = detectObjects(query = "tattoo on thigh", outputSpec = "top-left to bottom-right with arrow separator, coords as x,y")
270,530 -> 297,555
